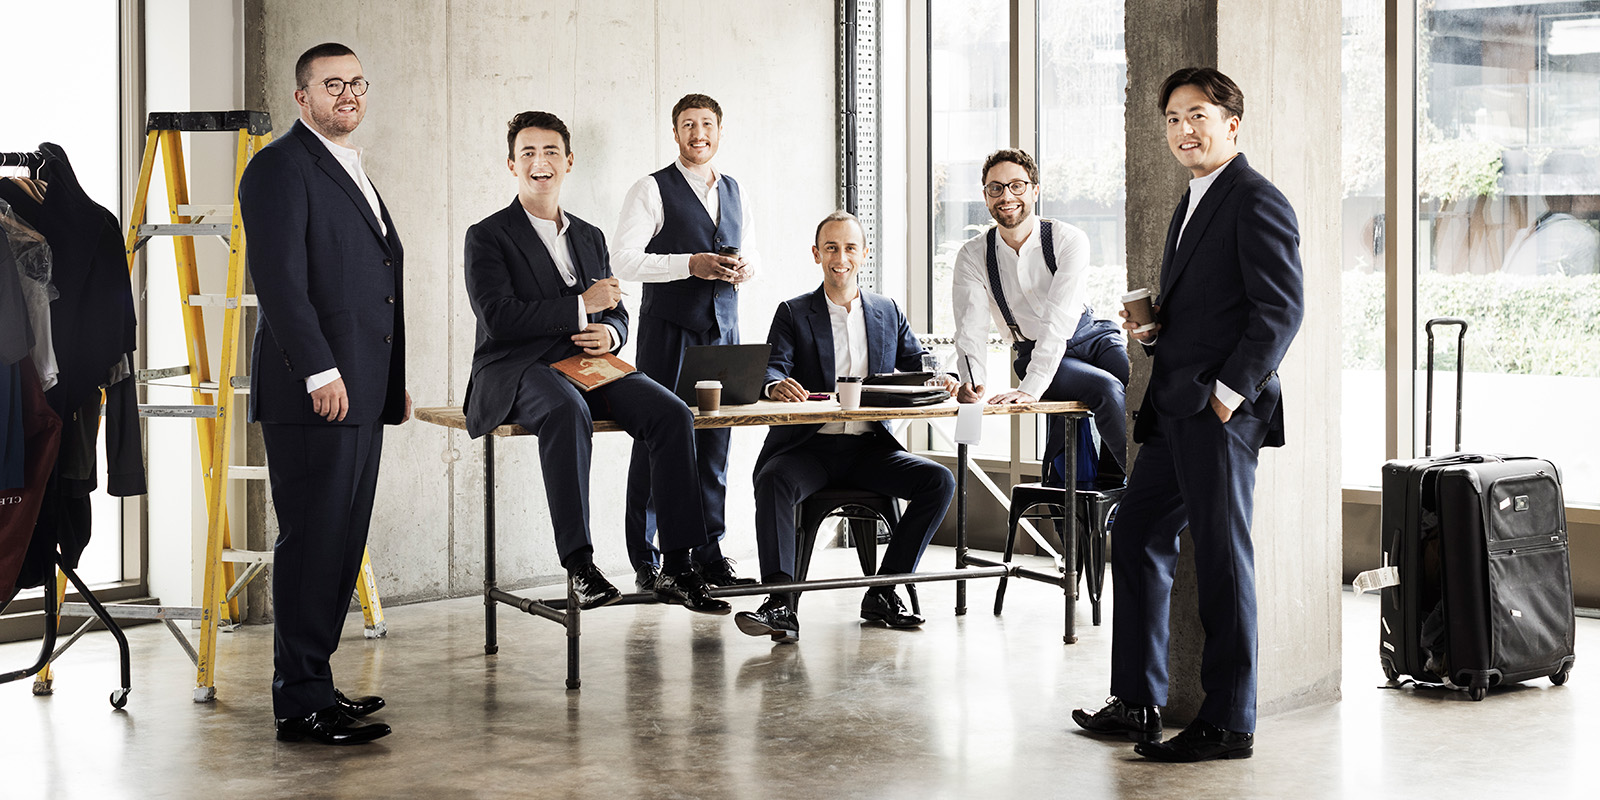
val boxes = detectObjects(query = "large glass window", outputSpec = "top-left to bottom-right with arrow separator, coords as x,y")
1414,0 -> 1600,504
925,1 -> 1127,463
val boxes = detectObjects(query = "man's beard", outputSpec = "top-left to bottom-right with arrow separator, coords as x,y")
311,105 -> 360,137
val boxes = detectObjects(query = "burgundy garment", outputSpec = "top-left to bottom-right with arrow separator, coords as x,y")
0,359 -> 62,607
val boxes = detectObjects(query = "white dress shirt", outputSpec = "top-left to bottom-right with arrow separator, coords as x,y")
951,215 -> 1091,400
303,123 -> 386,393
610,158 -> 761,282
819,293 -> 872,435
524,207 -> 619,352
1175,157 -> 1243,411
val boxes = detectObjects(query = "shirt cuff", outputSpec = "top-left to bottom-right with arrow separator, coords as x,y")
576,297 -> 588,332
764,380 -> 784,399
601,324 -> 620,352
1213,379 -> 1245,411
305,367 -> 341,393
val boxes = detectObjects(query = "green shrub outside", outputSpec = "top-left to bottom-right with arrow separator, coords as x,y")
1343,271 -> 1600,376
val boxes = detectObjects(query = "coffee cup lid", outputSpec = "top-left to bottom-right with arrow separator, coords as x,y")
836,376 -> 863,383
1122,288 -> 1152,302
695,380 -> 722,389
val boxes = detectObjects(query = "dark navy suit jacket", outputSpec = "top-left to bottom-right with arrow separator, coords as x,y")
1136,154 -> 1303,448
754,288 -> 927,466
462,200 -> 629,439
239,120 -> 406,426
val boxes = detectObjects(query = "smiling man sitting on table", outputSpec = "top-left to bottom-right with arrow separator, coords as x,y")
734,211 -> 958,643
460,111 -> 729,616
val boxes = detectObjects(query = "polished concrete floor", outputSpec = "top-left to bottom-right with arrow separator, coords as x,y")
1,545 -> 1590,799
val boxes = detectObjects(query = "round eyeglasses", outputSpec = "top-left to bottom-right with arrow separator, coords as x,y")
303,78 -> 370,97
983,180 -> 1034,198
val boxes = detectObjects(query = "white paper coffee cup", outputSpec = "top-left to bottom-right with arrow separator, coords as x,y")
836,376 -> 863,411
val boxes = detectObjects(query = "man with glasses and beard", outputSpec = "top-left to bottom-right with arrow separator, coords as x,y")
950,149 -> 1129,485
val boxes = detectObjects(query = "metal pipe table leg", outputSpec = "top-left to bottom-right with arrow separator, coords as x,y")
565,578 -> 581,690
484,436 -> 499,656
1062,416 -> 1078,645
955,442 -> 968,616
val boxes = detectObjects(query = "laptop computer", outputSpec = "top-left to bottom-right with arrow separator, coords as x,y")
673,344 -> 771,406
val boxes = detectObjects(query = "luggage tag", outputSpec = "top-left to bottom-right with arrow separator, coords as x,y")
1353,566 -> 1400,594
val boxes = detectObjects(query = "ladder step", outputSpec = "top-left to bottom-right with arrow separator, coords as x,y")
138,404 -> 219,419
138,222 -> 232,239
186,293 -> 257,308
175,204 -> 233,219
228,466 -> 269,480
136,365 -> 191,382
59,602 -> 203,622
220,549 -> 273,564
146,110 -> 272,136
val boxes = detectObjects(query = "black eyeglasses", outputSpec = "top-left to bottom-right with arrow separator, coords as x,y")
302,78 -> 371,97
983,180 -> 1034,198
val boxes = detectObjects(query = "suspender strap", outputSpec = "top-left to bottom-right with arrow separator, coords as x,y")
984,219 -> 1057,344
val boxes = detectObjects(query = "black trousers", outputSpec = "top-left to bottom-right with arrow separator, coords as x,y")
625,314 -> 735,568
753,431 -> 955,582
262,420 -> 384,719
509,367 -> 708,566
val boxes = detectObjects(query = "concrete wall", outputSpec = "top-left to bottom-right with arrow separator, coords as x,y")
1124,0 -> 1344,720
242,1 -> 837,604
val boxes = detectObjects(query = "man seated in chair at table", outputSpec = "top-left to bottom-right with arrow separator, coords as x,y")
734,211 -> 957,643
461,111 -> 729,615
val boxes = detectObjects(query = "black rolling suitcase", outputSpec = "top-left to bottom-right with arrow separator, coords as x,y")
1375,318 -> 1576,699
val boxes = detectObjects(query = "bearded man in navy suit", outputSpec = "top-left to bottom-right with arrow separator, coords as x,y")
732,211 -> 956,643
461,111 -> 730,621
1072,68 -> 1304,762
240,42 -> 408,745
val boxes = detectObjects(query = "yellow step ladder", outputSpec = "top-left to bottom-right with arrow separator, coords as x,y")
40,111 -> 388,704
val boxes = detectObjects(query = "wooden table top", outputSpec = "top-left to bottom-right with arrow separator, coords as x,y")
414,398 -> 1088,437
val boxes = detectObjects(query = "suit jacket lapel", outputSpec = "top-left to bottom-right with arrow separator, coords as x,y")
500,200 -> 563,298
295,121 -> 389,248
862,292 -> 891,375
804,289 -> 837,387
1162,154 -> 1247,299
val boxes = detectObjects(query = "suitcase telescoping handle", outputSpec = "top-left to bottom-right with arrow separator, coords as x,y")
1424,317 -> 1468,456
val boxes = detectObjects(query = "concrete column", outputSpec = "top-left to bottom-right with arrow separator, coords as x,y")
1123,0 -> 1343,722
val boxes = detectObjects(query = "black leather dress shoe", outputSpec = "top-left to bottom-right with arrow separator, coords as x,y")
333,689 -> 385,718
735,595 -> 800,643
654,569 -> 732,614
635,564 -> 661,593
275,706 -> 391,745
860,587 -> 923,628
1134,718 -> 1253,762
698,558 -> 758,587
569,563 -> 622,610
1071,697 -> 1162,741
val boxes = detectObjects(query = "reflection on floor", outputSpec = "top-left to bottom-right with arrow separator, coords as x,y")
0,545 -> 1589,799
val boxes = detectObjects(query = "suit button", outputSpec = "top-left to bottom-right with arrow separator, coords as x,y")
385,295 -> 395,304
384,258 -> 393,266
384,335 -> 393,343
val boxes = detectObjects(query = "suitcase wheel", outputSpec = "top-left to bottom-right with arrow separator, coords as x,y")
1552,668 -> 1571,686
1382,663 -> 1400,682
1468,686 -> 1487,701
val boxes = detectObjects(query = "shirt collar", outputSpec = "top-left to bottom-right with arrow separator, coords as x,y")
997,214 -> 1041,256
1188,154 -> 1237,196
824,290 -> 862,313
304,120 -> 362,162
675,158 -> 719,189
523,206 -> 569,236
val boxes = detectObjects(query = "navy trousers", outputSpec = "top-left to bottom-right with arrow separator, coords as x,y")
1014,324 -> 1129,476
262,420 -> 384,719
752,432 -> 955,582
508,367 -> 707,566
1107,406 -> 1269,733
625,314 -> 735,568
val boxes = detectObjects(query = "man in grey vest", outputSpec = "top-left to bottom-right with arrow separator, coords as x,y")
612,93 -> 759,592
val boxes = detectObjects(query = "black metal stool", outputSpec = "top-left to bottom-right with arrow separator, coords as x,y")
993,480 -> 1125,625
794,486 -> 919,614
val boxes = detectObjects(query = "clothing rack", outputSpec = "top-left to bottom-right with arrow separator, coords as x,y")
0,150 -> 49,178
1,141 -> 134,708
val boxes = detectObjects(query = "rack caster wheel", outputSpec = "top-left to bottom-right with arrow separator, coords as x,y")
1552,668 -> 1571,686
110,688 -> 130,709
